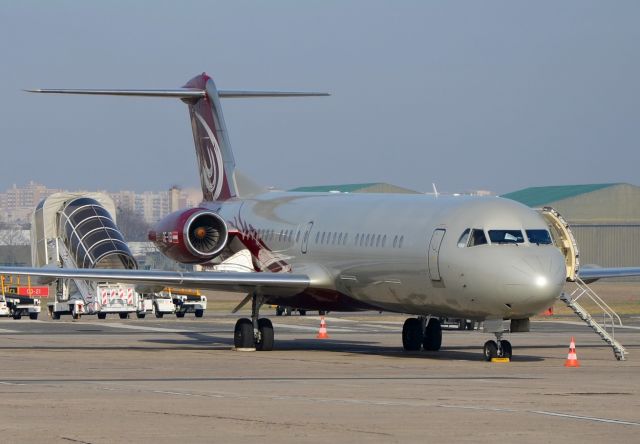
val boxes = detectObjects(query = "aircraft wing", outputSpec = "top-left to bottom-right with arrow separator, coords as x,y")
578,267 -> 640,281
0,267 -> 309,296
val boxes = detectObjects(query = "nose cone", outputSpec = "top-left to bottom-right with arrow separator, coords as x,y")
504,247 -> 566,315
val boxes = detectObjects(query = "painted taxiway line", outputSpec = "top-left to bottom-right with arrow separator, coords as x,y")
0,328 -> 19,333
272,323 -> 356,333
536,320 -> 640,330
79,322 -> 194,333
108,384 -> 640,428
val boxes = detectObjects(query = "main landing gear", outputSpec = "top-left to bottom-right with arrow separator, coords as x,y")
402,317 -> 442,351
233,294 -> 274,351
483,332 -> 512,361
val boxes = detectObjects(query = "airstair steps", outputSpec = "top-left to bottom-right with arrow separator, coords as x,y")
57,241 -> 97,304
559,278 -> 627,361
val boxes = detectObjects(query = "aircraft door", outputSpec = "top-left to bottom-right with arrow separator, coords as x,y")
301,221 -> 313,254
428,228 -> 446,281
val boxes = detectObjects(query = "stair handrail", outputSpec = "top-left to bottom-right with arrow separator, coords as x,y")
574,277 -> 624,327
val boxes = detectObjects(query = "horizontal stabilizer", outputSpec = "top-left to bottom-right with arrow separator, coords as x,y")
24,88 -> 206,98
24,89 -> 330,99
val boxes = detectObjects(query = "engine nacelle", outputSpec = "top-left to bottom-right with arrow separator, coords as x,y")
148,208 -> 229,264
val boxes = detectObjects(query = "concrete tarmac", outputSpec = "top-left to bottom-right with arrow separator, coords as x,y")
0,312 -> 639,443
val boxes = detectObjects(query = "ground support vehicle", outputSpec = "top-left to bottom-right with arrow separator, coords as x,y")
274,305 -> 307,316
5,294 -> 41,320
172,293 -> 207,318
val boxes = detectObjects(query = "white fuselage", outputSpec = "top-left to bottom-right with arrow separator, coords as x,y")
213,192 -> 566,320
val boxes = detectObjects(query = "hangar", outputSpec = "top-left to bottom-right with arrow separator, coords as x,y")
502,183 -> 640,272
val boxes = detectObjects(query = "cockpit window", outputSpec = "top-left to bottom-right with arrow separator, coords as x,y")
488,230 -> 525,244
468,229 -> 488,247
457,229 -> 470,248
526,229 -> 553,245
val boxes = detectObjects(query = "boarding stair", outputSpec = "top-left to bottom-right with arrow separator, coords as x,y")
560,277 -> 627,361
56,240 -> 97,305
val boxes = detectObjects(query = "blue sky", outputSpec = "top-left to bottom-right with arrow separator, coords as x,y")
1,1 -> 638,194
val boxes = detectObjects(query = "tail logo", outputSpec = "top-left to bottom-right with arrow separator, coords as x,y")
194,112 -> 225,201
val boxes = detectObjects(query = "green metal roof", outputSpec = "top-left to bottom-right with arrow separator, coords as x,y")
290,183 -> 380,193
502,183 -> 620,207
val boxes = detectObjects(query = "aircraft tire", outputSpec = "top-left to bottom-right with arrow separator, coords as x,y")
500,340 -> 512,359
256,318 -> 274,351
423,318 -> 442,351
234,318 -> 254,349
402,318 -> 423,351
483,340 -> 498,361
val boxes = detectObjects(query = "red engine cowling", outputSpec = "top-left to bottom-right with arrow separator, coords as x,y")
148,208 -> 229,264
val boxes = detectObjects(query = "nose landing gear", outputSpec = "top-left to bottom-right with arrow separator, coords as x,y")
483,332 -> 512,361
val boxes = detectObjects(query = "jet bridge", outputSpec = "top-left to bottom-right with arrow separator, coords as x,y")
32,193 -> 141,318
538,207 -> 627,360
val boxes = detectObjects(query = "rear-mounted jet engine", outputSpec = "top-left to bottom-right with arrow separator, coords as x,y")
149,208 -> 229,264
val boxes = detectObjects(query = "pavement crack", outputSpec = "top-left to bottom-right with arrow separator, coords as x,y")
132,410 -> 392,436
61,437 -> 93,444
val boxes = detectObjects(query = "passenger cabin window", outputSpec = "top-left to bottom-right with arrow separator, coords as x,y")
488,230 -> 525,244
457,229 -> 471,248
468,229 -> 487,247
526,229 -> 553,245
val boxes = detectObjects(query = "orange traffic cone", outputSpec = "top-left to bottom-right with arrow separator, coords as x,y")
564,337 -> 580,367
316,316 -> 329,339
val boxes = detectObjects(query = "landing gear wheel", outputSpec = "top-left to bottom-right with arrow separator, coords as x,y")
500,340 -> 512,359
119,313 -> 129,320
423,318 -> 442,351
97,312 -> 107,320
483,340 -> 498,361
402,318 -> 423,351
176,312 -> 185,318
194,309 -> 204,318
256,318 -> 274,351
234,318 -> 254,349
29,313 -> 38,320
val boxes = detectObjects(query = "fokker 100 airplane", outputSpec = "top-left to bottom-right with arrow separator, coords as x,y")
2,73 -> 639,360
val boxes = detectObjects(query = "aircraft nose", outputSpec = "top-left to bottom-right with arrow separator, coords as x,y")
504,248 -> 566,313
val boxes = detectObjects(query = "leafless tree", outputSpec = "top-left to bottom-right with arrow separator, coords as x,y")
115,207 -> 150,242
